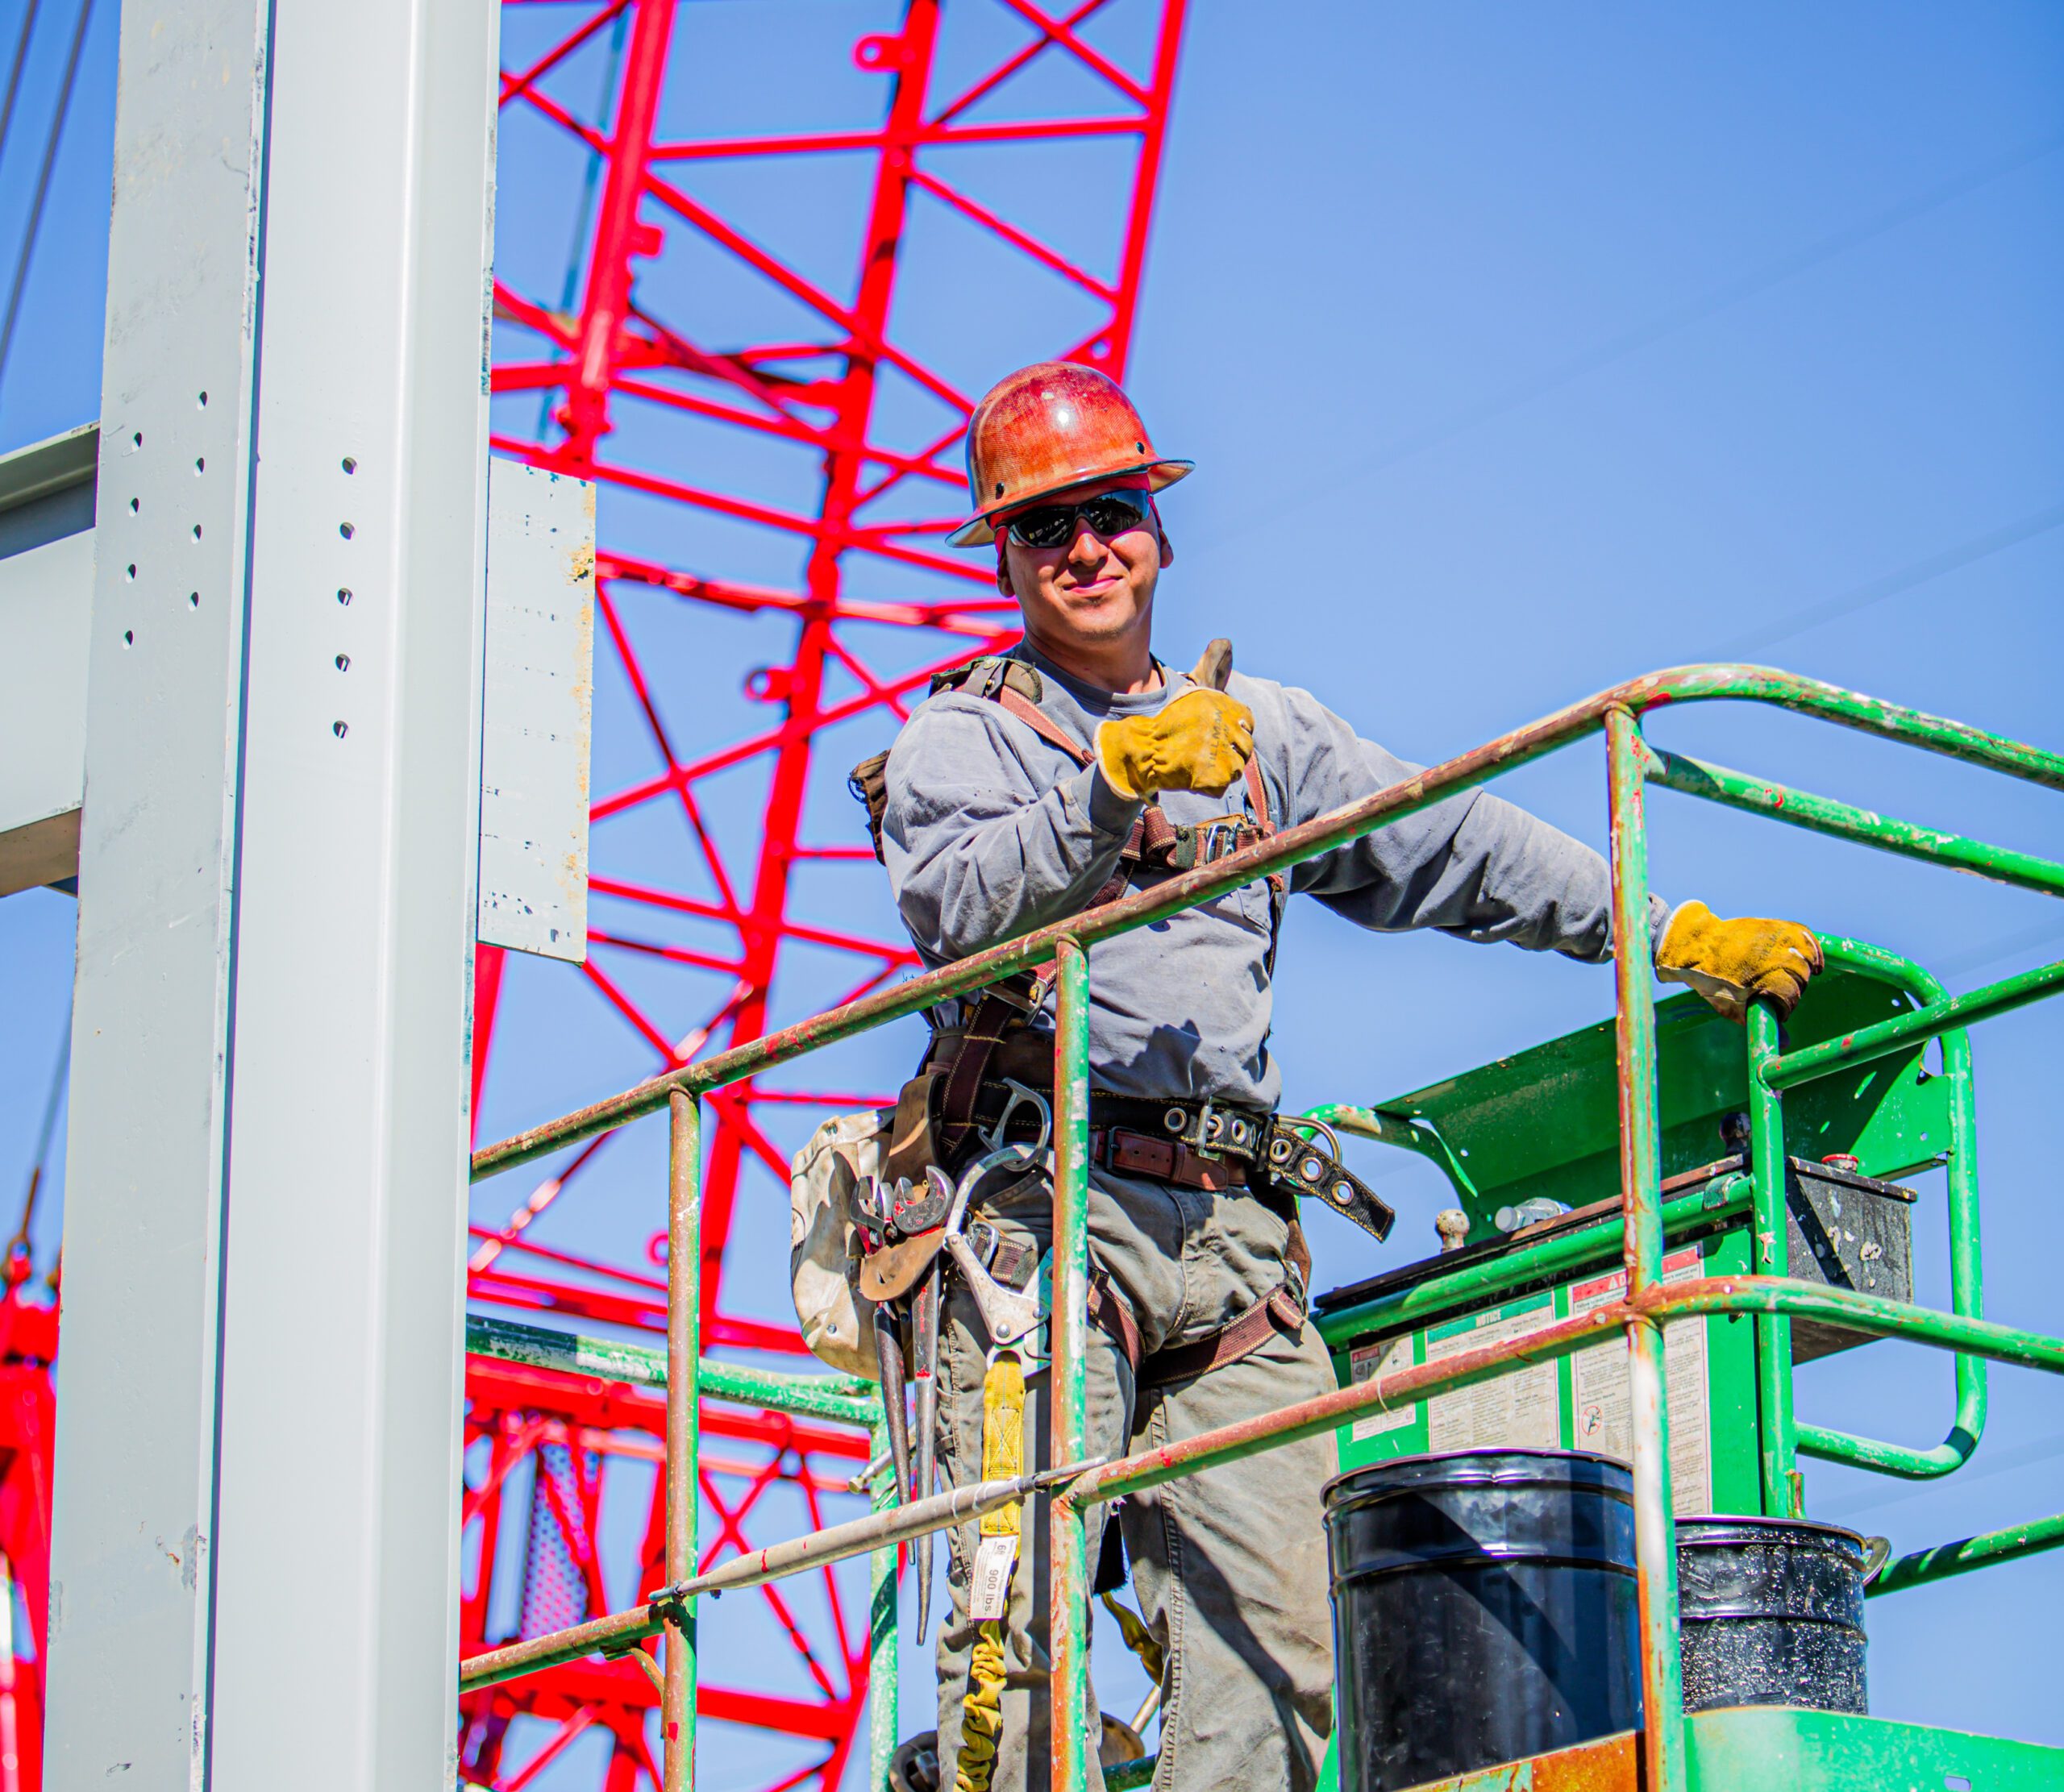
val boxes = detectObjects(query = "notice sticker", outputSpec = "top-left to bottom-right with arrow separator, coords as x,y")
1347,1336 -> 1418,1441
969,1533 -> 1018,1622
1568,1247 -> 1712,1513
1425,1293 -> 1562,1453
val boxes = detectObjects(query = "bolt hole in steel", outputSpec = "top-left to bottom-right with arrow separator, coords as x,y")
341,455 -> 357,474
194,458 -> 204,476
129,497 -> 139,513
123,630 -> 133,647
335,654 -> 350,671
333,721 -> 348,738
337,588 -> 352,605
196,391 -> 206,406
125,564 -> 135,580
131,430 -> 142,447
339,522 -> 354,539
192,524 -> 202,541
188,592 -> 198,609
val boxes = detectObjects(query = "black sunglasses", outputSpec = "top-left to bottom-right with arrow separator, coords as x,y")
1003,487 -> 1155,550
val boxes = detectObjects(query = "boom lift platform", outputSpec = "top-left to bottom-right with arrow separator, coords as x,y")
1306,958 -> 2049,1790
1317,965 -> 1950,1515
460,664 -> 2064,1792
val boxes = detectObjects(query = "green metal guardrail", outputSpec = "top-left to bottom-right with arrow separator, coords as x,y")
459,664 -> 2064,1792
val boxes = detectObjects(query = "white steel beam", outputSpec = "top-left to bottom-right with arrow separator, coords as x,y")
45,2 -> 500,1786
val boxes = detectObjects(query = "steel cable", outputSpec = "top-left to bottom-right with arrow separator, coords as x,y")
0,0 -> 95,407
0,0 -> 44,173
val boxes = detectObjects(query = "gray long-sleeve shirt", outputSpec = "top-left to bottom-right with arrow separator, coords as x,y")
883,643 -> 1662,1111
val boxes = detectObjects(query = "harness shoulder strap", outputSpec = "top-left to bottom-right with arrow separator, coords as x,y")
992,682 -> 1092,767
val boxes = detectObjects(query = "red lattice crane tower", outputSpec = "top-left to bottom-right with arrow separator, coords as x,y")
460,2 -> 1190,1787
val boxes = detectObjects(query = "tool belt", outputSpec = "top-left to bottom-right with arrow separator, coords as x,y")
907,1022 -> 1396,1241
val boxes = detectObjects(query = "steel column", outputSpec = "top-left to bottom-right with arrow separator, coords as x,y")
48,2 -> 501,1786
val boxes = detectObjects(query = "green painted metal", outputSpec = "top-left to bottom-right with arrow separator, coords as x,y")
1303,1707 -> 2064,1790
1072,1269 -> 2064,1514
452,663 -> 2064,1786
1606,708 -> 1687,1792
1796,938 -> 1987,1482
1869,1506 -> 2064,1597
1745,1004 -> 1800,1517
1683,1703 -> 2064,1790
1334,974 -> 1946,1238
1312,1177 -> 1754,1350
1763,957 -> 2064,1092
868,1420 -> 900,1792
1647,1276 -> 2064,1373
1049,938 -> 1095,1792
1104,1758 -> 1155,1791
1644,745 -> 2064,899
1309,1104 -> 1480,1204
471,664 -> 2064,1184
1323,1217 -> 1764,1528
463,1314 -> 880,1427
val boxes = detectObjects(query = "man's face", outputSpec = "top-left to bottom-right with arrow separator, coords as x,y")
996,476 -> 1173,655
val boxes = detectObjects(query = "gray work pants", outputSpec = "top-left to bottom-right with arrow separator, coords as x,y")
932,1164 -> 1338,1792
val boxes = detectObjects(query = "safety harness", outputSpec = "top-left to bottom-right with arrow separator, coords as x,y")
851,651 -> 1391,1790
851,653 -> 1392,1249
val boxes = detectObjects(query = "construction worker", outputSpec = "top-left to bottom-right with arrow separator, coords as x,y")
874,362 -> 1821,1792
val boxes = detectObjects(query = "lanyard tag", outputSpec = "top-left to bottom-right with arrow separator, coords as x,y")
969,1533 -> 1018,1622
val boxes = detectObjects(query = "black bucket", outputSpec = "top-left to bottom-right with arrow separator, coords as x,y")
1676,1516 -> 1869,1715
1323,1449 -> 1641,1792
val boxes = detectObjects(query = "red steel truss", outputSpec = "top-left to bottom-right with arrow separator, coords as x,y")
464,2 -> 1188,1787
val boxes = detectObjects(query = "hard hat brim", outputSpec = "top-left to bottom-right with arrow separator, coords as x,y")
947,459 -> 1193,548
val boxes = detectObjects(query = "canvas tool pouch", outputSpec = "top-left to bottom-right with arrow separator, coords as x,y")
788,1106 -> 897,1380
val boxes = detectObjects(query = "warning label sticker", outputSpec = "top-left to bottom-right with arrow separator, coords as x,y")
1568,1247 -> 1712,1513
1424,1293 -> 1562,1453
1346,1335 -> 1418,1441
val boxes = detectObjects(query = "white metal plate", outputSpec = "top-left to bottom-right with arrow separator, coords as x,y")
479,455 -> 594,962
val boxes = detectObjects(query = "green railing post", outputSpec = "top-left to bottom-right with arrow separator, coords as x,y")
665,1089 -> 702,1792
1794,938 -> 1987,1480
1605,706 -> 1687,1792
868,1426 -> 900,1792
1744,1004 -> 1801,1516
1049,937 -> 1094,1792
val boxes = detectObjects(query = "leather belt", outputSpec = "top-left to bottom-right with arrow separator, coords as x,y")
1092,1126 -> 1247,1191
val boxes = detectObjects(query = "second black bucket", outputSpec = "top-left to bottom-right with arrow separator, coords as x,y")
1677,1516 -> 1870,1715
1324,1449 -> 1641,1792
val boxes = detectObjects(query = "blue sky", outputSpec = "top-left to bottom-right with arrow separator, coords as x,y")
3,0 -> 2062,1780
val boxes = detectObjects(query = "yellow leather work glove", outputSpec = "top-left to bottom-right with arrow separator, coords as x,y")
1093,688 -> 1255,801
1656,900 -> 1825,1023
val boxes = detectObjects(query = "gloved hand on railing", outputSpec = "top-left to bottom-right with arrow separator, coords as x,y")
1093,688 -> 1254,800
1656,900 -> 1825,1022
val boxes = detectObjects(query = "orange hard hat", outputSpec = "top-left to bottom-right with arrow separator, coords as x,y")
947,361 -> 1192,547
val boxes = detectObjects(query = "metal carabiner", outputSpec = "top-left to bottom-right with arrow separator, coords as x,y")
943,1130 -> 1050,1353
984,1079 -> 1053,1156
